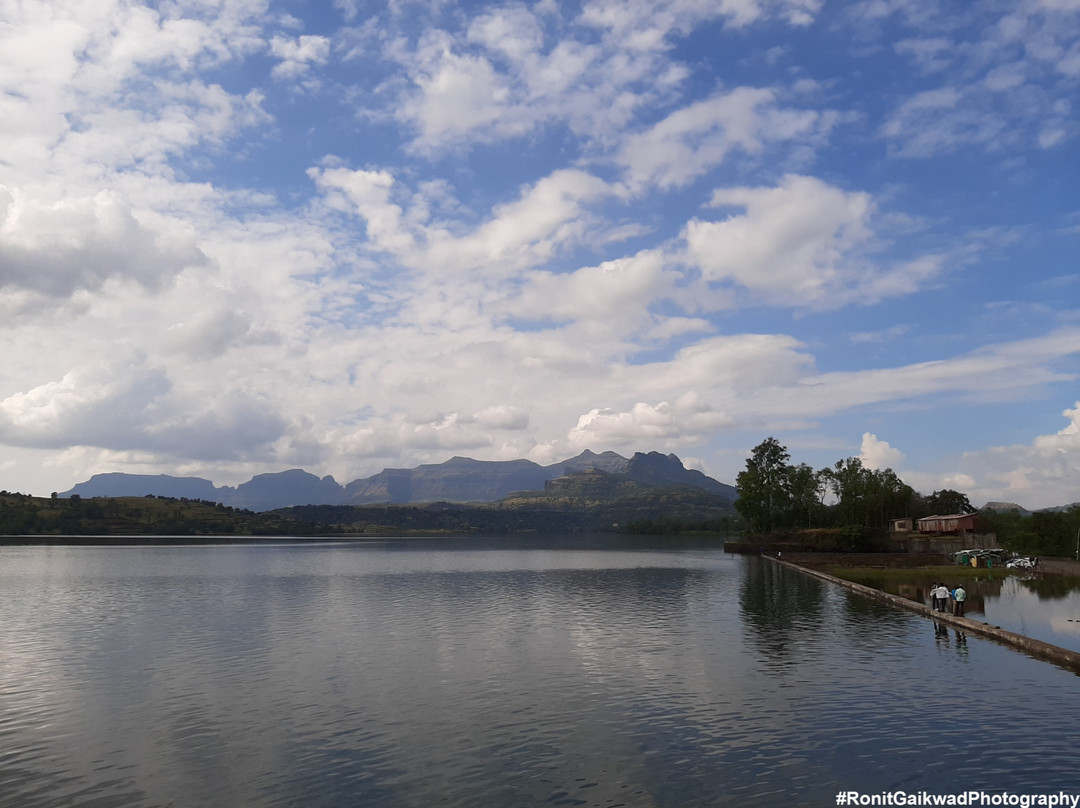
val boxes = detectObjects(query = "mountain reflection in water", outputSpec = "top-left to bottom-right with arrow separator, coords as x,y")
0,538 -> 1078,808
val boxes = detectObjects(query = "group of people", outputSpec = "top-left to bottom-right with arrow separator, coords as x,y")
930,582 -> 967,616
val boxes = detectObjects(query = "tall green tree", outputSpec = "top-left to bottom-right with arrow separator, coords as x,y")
825,457 -> 868,526
867,468 -> 916,529
786,462 -> 828,528
736,438 -> 792,532
824,459 -> 915,529
926,489 -> 975,515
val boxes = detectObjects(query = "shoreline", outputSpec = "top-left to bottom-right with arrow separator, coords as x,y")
770,555 -> 1080,676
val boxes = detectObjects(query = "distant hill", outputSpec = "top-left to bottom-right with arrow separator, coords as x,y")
981,501 -> 1031,514
60,451 -> 736,512
981,501 -> 1080,515
1034,501 -> 1080,514
622,451 -> 732,496
343,457 -> 552,504
62,472 -> 225,501
231,470 -> 344,511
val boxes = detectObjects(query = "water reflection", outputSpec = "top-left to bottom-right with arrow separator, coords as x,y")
932,620 -> 969,658
1018,575 -> 1080,600
738,556 -> 827,669
852,567 -> 1080,651
2,541 -> 1080,808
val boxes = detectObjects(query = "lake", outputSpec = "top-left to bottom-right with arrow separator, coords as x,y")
830,570 -> 1080,653
1,537 -> 1078,807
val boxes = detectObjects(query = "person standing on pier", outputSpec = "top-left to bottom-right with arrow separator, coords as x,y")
932,582 -> 948,612
952,585 -> 967,617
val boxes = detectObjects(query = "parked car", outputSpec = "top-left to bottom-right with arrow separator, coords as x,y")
1006,557 -> 1035,569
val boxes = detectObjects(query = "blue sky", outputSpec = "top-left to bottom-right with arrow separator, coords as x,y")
1,0 -> 1078,508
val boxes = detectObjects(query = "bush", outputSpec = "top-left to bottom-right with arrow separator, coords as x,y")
837,524 -> 871,552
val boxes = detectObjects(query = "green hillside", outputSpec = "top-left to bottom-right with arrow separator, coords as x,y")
0,471 -> 740,537
0,492 -> 309,537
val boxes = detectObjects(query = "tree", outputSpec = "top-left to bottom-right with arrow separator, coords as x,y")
786,462 -> 828,528
824,459 -> 916,530
927,489 -> 975,515
736,438 -> 792,533
826,457 -> 868,526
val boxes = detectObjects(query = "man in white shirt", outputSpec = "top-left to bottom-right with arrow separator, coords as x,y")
932,583 -> 947,612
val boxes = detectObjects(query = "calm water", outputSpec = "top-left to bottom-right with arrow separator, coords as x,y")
851,572 -> 1080,653
2,537 -> 1079,808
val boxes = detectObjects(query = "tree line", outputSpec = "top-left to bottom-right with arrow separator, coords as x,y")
734,437 -> 973,535
978,507 -> 1080,558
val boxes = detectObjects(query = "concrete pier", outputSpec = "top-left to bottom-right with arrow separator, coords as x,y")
769,556 -> 1080,676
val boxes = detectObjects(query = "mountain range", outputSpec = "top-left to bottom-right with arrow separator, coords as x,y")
981,500 -> 1080,515
61,451 -> 737,512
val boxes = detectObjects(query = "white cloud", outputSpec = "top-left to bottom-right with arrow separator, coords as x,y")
312,165 -> 613,276
617,87 -> 832,189
473,405 -> 530,430
393,31 -> 516,149
568,395 -> 732,450
1034,401 -> 1080,452
379,0 -> 826,155
270,34 -> 330,79
948,402 -> 1080,509
467,6 -> 545,62
893,38 -> 954,74
858,433 -> 906,470
505,249 -> 674,336
881,1 -> 1080,156
580,0 -> 822,39
0,358 -> 169,450
683,175 -> 921,307
0,0 -> 1075,512
163,307 -> 254,360
764,328 -> 1080,419
882,88 -> 1009,157
0,353 -> 288,461
0,186 -> 206,299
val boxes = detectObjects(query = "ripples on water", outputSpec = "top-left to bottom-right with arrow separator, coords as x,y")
1,538 -> 1078,808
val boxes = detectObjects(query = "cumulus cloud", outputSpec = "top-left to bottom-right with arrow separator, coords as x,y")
142,393 -> 290,461
312,165 -> 613,275
473,405 -> 530,430
568,395 -> 732,449
0,0 -> 1075,512
380,0 -> 825,155
270,34 -> 330,79
505,249 -> 674,335
163,307 -> 253,360
0,361 -> 172,450
681,175 -> 945,308
1034,401 -> 1080,452
0,357 -> 287,461
858,433 -> 906,470
393,32 -> 516,149
950,402 -> 1080,509
0,186 -> 206,298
